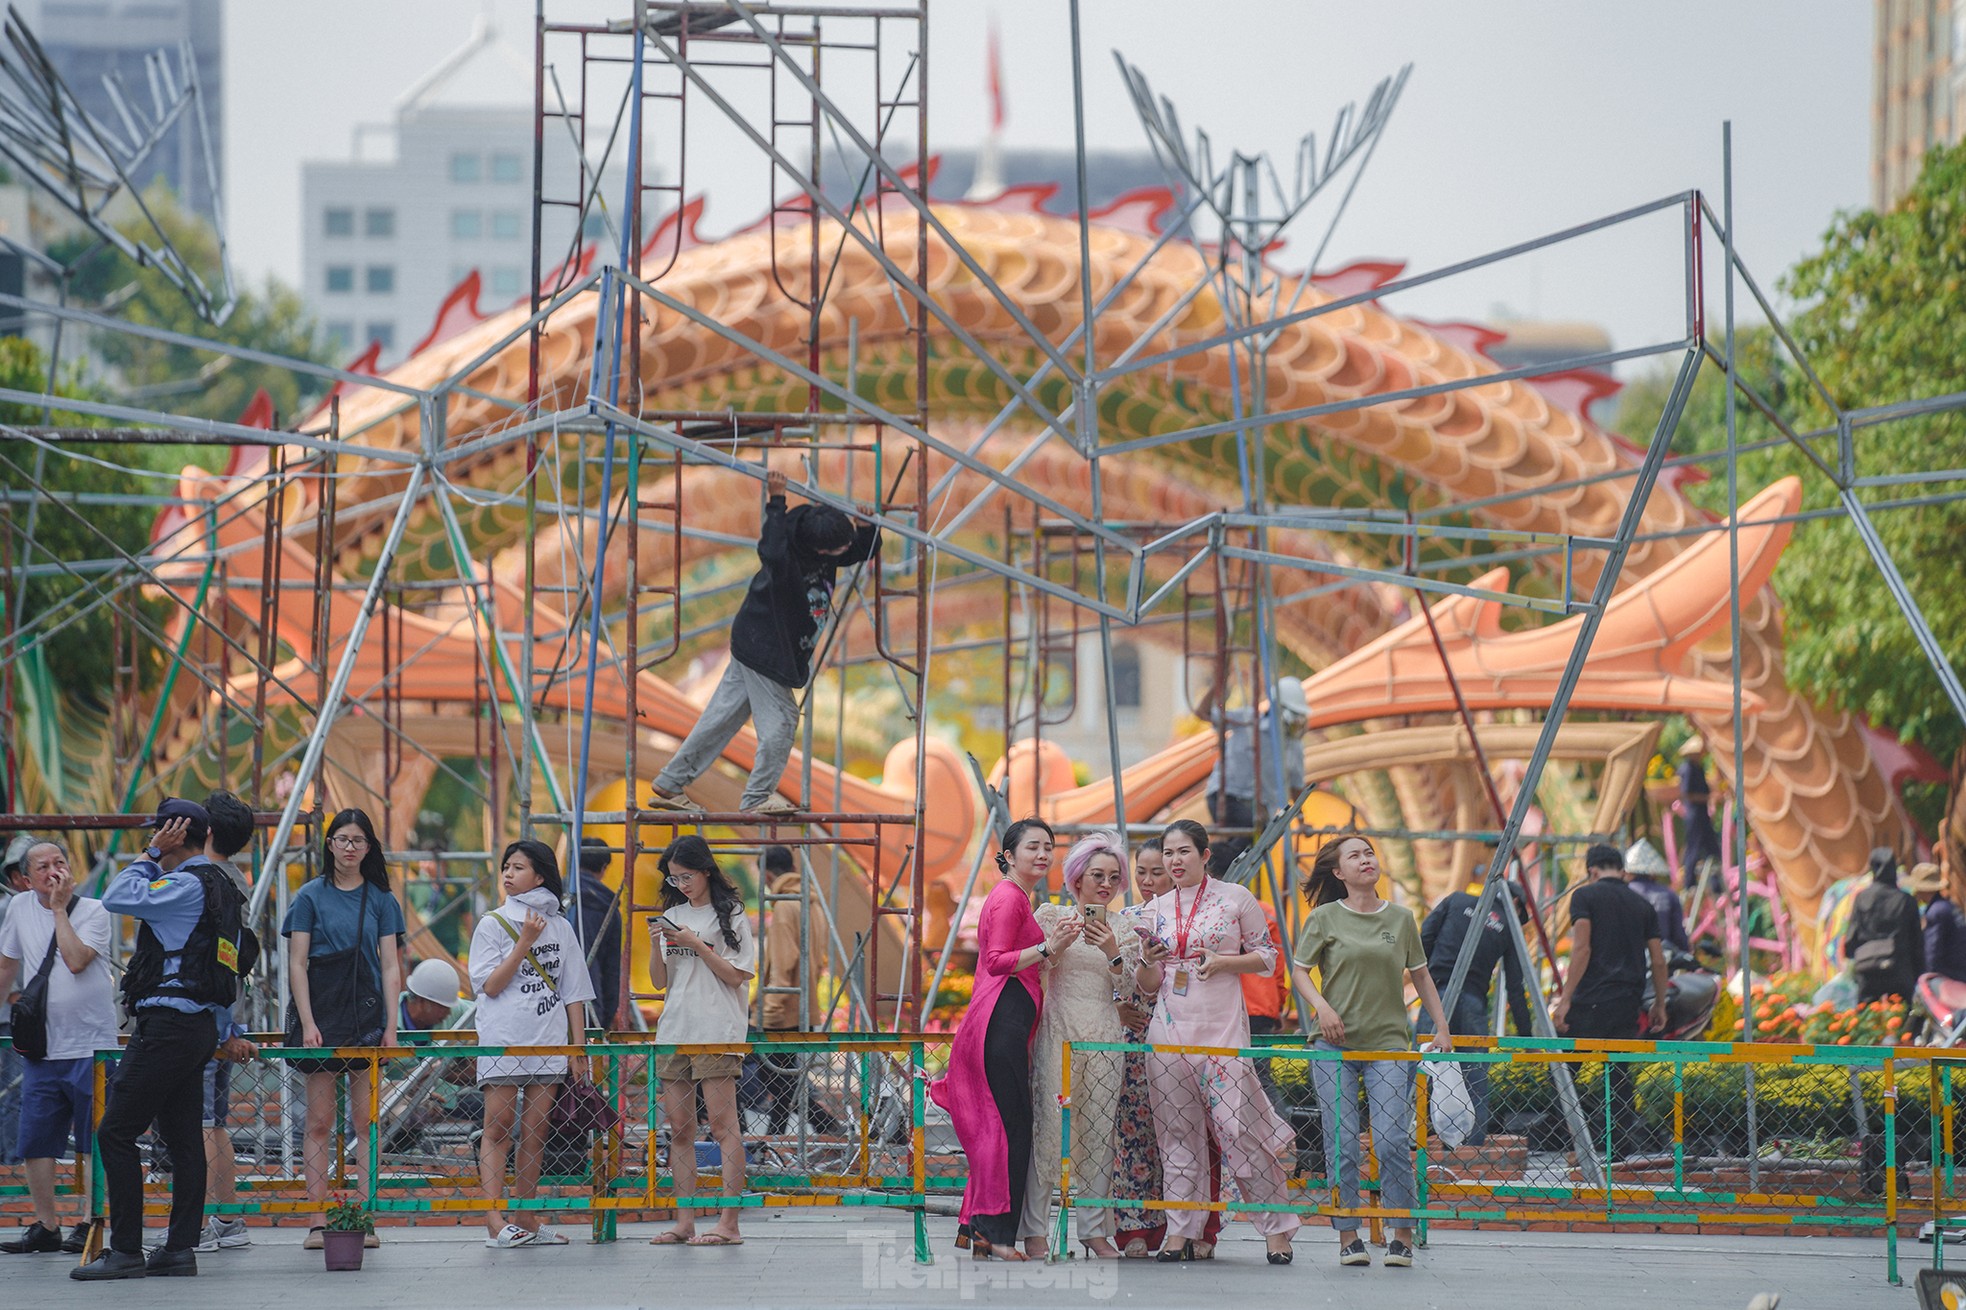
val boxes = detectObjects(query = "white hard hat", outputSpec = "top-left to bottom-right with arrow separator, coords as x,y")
406,958 -> 463,1006
1277,676 -> 1309,718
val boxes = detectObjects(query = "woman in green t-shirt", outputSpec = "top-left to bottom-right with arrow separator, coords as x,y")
1290,836 -> 1450,1270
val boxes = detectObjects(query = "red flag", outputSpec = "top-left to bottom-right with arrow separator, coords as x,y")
987,19 -> 1004,131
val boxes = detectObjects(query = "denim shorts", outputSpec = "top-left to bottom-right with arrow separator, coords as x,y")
202,1058 -> 231,1129
19,1056 -> 103,1160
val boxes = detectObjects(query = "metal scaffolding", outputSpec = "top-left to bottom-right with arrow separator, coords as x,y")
0,0 -> 1963,1090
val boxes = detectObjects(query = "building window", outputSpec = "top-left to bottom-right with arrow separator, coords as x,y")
491,210 -> 522,240
1112,641 -> 1142,709
365,265 -> 395,294
490,267 -> 524,298
491,152 -> 523,183
364,207 -> 396,238
365,322 -> 396,352
324,321 -> 353,351
450,152 -> 481,183
451,209 -> 483,239
324,265 -> 354,293
324,207 -> 354,237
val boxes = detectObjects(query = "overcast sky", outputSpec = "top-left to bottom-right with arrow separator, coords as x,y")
226,1 -> 1871,368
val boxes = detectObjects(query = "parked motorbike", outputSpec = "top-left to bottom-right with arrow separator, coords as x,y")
1639,948 -> 1721,1041
1912,971 -> 1966,1047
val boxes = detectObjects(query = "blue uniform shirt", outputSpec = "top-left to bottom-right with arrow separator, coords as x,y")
102,855 -> 244,1040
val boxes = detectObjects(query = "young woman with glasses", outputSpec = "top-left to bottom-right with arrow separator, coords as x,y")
281,808 -> 405,1250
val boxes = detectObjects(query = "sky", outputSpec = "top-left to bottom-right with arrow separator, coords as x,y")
225,1 -> 1873,372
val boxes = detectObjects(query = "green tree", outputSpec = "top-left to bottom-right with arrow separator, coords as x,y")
1618,141 -> 1966,781
51,184 -> 334,423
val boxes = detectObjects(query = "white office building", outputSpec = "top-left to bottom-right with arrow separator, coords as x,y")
300,23 -> 612,365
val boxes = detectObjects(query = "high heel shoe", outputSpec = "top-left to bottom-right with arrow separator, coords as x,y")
1155,1239 -> 1198,1262
1080,1238 -> 1120,1259
970,1238 -> 994,1262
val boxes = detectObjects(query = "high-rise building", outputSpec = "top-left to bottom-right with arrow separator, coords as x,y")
1872,0 -> 1966,210
299,22 -> 605,365
26,0 -> 224,217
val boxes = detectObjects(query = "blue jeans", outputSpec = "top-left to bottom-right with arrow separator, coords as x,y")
1309,1042 -> 1415,1232
1416,990 -> 1493,1146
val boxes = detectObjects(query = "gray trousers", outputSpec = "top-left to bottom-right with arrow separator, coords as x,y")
1309,1042 -> 1415,1232
653,660 -> 800,809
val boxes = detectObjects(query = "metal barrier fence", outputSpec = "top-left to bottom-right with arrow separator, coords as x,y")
8,1032 -> 1964,1284
1057,1036 -> 1966,1284
0,1035 -> 953,1263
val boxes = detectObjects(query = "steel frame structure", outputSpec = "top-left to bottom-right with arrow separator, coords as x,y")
0,5 -> 1962,1141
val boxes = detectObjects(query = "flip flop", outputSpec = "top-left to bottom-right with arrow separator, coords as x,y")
648,1231 -> 692,1245
686,1233 -> 744,1246
485,1224 -> 538,1249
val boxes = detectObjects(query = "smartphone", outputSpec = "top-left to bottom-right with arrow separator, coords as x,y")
1131,923 -> 1159,941
649,915 -> 678,934
1082,903 -> 1107,925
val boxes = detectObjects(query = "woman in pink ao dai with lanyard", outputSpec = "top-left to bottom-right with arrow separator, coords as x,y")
1134,820 -> 1300,1265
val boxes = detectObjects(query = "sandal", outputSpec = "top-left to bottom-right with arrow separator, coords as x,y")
686,1233 -> 743,1246
648,1230 -> 692,1245
1155,1239 -> 1199,1262
484,1224 -> 538,1249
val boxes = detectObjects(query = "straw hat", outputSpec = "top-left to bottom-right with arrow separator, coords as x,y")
1907,862 -> 1945,895
1623,838 -> 1671,878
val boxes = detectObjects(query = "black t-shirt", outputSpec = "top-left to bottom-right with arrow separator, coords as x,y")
1569,878 -> 1659,1006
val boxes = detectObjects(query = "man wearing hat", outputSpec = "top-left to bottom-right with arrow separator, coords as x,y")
401,958 -> 466,1033
1910,862 -> 1966,984
74,801 -> 255,1281
1200,675 -> 1309,832
1623,839 -> 1690,955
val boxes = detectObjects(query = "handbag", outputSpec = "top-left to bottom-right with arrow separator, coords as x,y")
9,937 -> 60,1061
549,1079 -> 620,1140
1851,936 -> 1898,977
284,881 -> 384,1047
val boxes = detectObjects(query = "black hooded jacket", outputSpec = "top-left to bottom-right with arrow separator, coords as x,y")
728,497 -> 880,689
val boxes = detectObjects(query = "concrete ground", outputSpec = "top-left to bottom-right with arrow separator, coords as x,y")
3,1213 -> 1926,1308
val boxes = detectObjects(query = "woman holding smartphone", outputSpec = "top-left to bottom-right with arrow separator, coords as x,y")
930,818 -> 1078,1261
647,835 -> 756,1248
1021,829 -> 1138,1259
1135,820 -> 1298,1265
1290,835 -> 1450,1269
470,838 -> 594,1249
282,807 -> 404,1251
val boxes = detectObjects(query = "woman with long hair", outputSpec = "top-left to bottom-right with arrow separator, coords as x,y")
647,835 -> 756,1248
1136,820 -> 1299,1265
282,807 -> 405,1250
470,839 -> 594,1249
1291,835 -> 1450,1269
1020,829 -> 1139,1258
1108,838 -> 1171,1257
930,818 -> 1079,1261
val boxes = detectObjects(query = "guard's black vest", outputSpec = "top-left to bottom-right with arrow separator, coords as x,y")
120,861 -> 260,1010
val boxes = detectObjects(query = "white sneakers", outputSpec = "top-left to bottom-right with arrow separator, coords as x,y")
485,1224 -> 567,1249
194,1218 -> 250,1252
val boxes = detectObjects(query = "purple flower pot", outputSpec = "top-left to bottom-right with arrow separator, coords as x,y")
322,1228 -> 366,1271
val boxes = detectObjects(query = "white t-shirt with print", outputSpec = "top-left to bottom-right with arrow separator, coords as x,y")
653,900 -> 757,1047
467,888 -> 597,1082
0,895 -> 119,1059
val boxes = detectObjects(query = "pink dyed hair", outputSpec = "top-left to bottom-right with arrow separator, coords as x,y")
1061,828 -> 1128,901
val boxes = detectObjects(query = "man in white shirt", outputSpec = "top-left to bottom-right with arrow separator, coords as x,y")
0,836 -> 33,1170
0,840 -> 119,1255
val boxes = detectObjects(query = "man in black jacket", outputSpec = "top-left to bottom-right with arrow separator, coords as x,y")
1843,847 -> 1924,1004
1419,876 -> 1534,1145
649,470 -> 879,816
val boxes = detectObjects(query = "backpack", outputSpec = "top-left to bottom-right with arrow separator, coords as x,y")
121,861 -> 261,1010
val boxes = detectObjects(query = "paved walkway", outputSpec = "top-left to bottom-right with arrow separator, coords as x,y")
8,1214 -> 1920,1307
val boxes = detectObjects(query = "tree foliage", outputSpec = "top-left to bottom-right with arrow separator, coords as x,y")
50,185 -> 333,423
1618,140 -> 1966,767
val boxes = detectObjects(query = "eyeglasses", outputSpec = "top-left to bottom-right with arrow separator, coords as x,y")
330,836 -> 369,850
665,869 -> 705,885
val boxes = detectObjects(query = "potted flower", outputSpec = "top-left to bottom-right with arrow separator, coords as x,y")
322,1194 -> 374,1271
